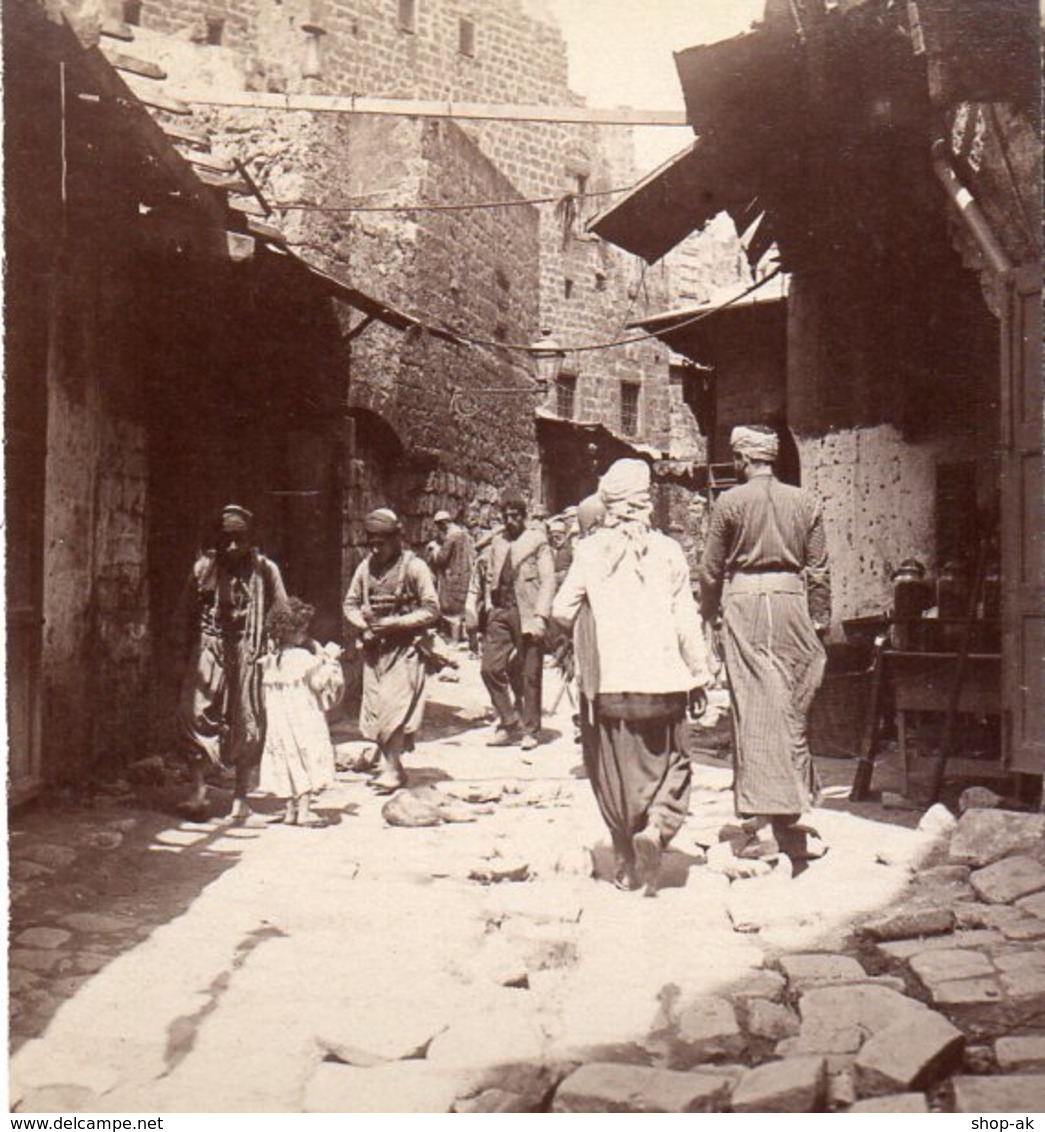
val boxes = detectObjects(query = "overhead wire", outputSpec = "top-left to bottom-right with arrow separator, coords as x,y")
270,185 -> 631,214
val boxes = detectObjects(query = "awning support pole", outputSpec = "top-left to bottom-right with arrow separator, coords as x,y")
932,140 -> 1013,279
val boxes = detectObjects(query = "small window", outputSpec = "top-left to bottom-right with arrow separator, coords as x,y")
556,374 -> 577,420
573,173 -> 588,197
594,272 -> 608,292
563,278 -> 574,299
458,16 -> 475,57
205,16 -> 225,44
123,0 -> 142,24
620,382 -> 640,437
398,0 -> 416,33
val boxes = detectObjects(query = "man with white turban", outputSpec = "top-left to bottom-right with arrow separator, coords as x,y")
344,509 -> 440,792
553,460 -> 710,893
698,425 -> 831,868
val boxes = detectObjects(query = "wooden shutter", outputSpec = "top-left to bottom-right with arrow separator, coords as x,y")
1001,264 -> 1044,777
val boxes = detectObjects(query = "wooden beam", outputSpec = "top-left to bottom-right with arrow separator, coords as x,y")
102,49 -> 167,81
165,123 -> 212,151
187,151 -> 237,174
100,18 -> 135,42
169,88 -> 690,127
196,168 -> 250,193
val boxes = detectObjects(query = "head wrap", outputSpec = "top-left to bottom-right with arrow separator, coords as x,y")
598,459 -> 651,505
500,487 -> 527,511
576,494 -> 607,536
220,504 -> 253,532
730,425 -> 779,463
364,507 -> 401,534
433,510 -> 452,524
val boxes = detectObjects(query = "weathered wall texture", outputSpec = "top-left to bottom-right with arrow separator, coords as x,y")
40,243 -> 151,778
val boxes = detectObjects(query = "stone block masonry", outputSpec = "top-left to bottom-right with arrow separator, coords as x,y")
130,0 -> 690,467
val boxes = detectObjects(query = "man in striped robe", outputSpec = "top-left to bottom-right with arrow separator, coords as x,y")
698,425 -> 831,867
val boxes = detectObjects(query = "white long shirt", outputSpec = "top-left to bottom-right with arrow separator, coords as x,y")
552,526 -> 710,696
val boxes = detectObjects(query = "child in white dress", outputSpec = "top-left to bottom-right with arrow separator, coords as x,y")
259,597 -> 344,827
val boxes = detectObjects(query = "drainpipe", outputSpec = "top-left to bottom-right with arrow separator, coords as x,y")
931,139 -> 1013,279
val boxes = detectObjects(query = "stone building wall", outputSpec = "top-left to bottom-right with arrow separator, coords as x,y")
129,0 -> 680,462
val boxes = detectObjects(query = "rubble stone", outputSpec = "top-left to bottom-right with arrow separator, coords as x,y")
670,996 -> 745,1065
952,1075 -> 1045,1114
10,860 -> 55,882
452,1089 -> 534,1112
730,970 -> 787,1003
917,804 -> 957,836
950,810 -> 1045,868
12,1038 -> 120,1097
731,1056 -> 826,1112
742,999 -> 800,1042
778,953 -> 867,992
552,1063 -> 732,1113
995,1036 -> 1045,1072
993,949 -> 1045,974
17,1085 -> 99,1112
15,927 -> 73,950
854,1011 -> 963,1096
958,786 -> 1002,813
971,856 -> 1045,905
860,907 -> 955,942
909,947 -> 994,987
849,1093 -> 928,1113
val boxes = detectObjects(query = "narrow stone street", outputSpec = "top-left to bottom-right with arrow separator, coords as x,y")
9,656 -> 1045,1113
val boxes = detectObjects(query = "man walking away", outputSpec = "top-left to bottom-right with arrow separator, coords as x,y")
427,509 -> 474,646
554,461 -> 710,894
343,509 -> 440,793
698,425 -> 831,869
467,489 -> 555,752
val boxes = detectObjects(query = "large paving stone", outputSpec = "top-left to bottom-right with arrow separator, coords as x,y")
952,1074 -> 1045,1114
425,1004 -> 545,1068
854,1011 -> 963,1096
557,1063 -> 732,1113
971,856 -> 1045,905
452,1089 -> 535,1112
17,843 -> 78,870
15,927 -> 73,950
669,996 -> 745,1066
950,810 -> 1045,868
314,999 -> 450,1066
877,929 -> 1004,960
59,913 -> 134,935
993,949 -> 1045,974
995,1036 -> 1045,1072
860,907 -> 955,942
1000,968 -> 1045,1007
730,1056 -> 826,1113
1016,891 -> 1045,919
929,977 -> 1004,1010
849,1093 -> 928,1113
793,985 -> 928,1056
303,1061 -> 478,1113
778,953 -> 867,992
1002,919 -> 1045,942
909,947 -> 995,988
9,949 -> 68,974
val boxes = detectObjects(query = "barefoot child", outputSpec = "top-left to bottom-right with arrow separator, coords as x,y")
258,598 -> 344,826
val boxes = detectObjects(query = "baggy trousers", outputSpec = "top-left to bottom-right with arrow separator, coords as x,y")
481,606 -> 543,736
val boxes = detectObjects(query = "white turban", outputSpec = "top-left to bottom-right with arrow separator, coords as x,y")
598,459 -> 651,505
730,426 -> 779,463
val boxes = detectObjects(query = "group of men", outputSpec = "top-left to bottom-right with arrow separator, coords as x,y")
177,422 -> 831,891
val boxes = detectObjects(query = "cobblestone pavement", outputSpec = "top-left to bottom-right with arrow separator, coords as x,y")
9,656 -> 1045,1113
